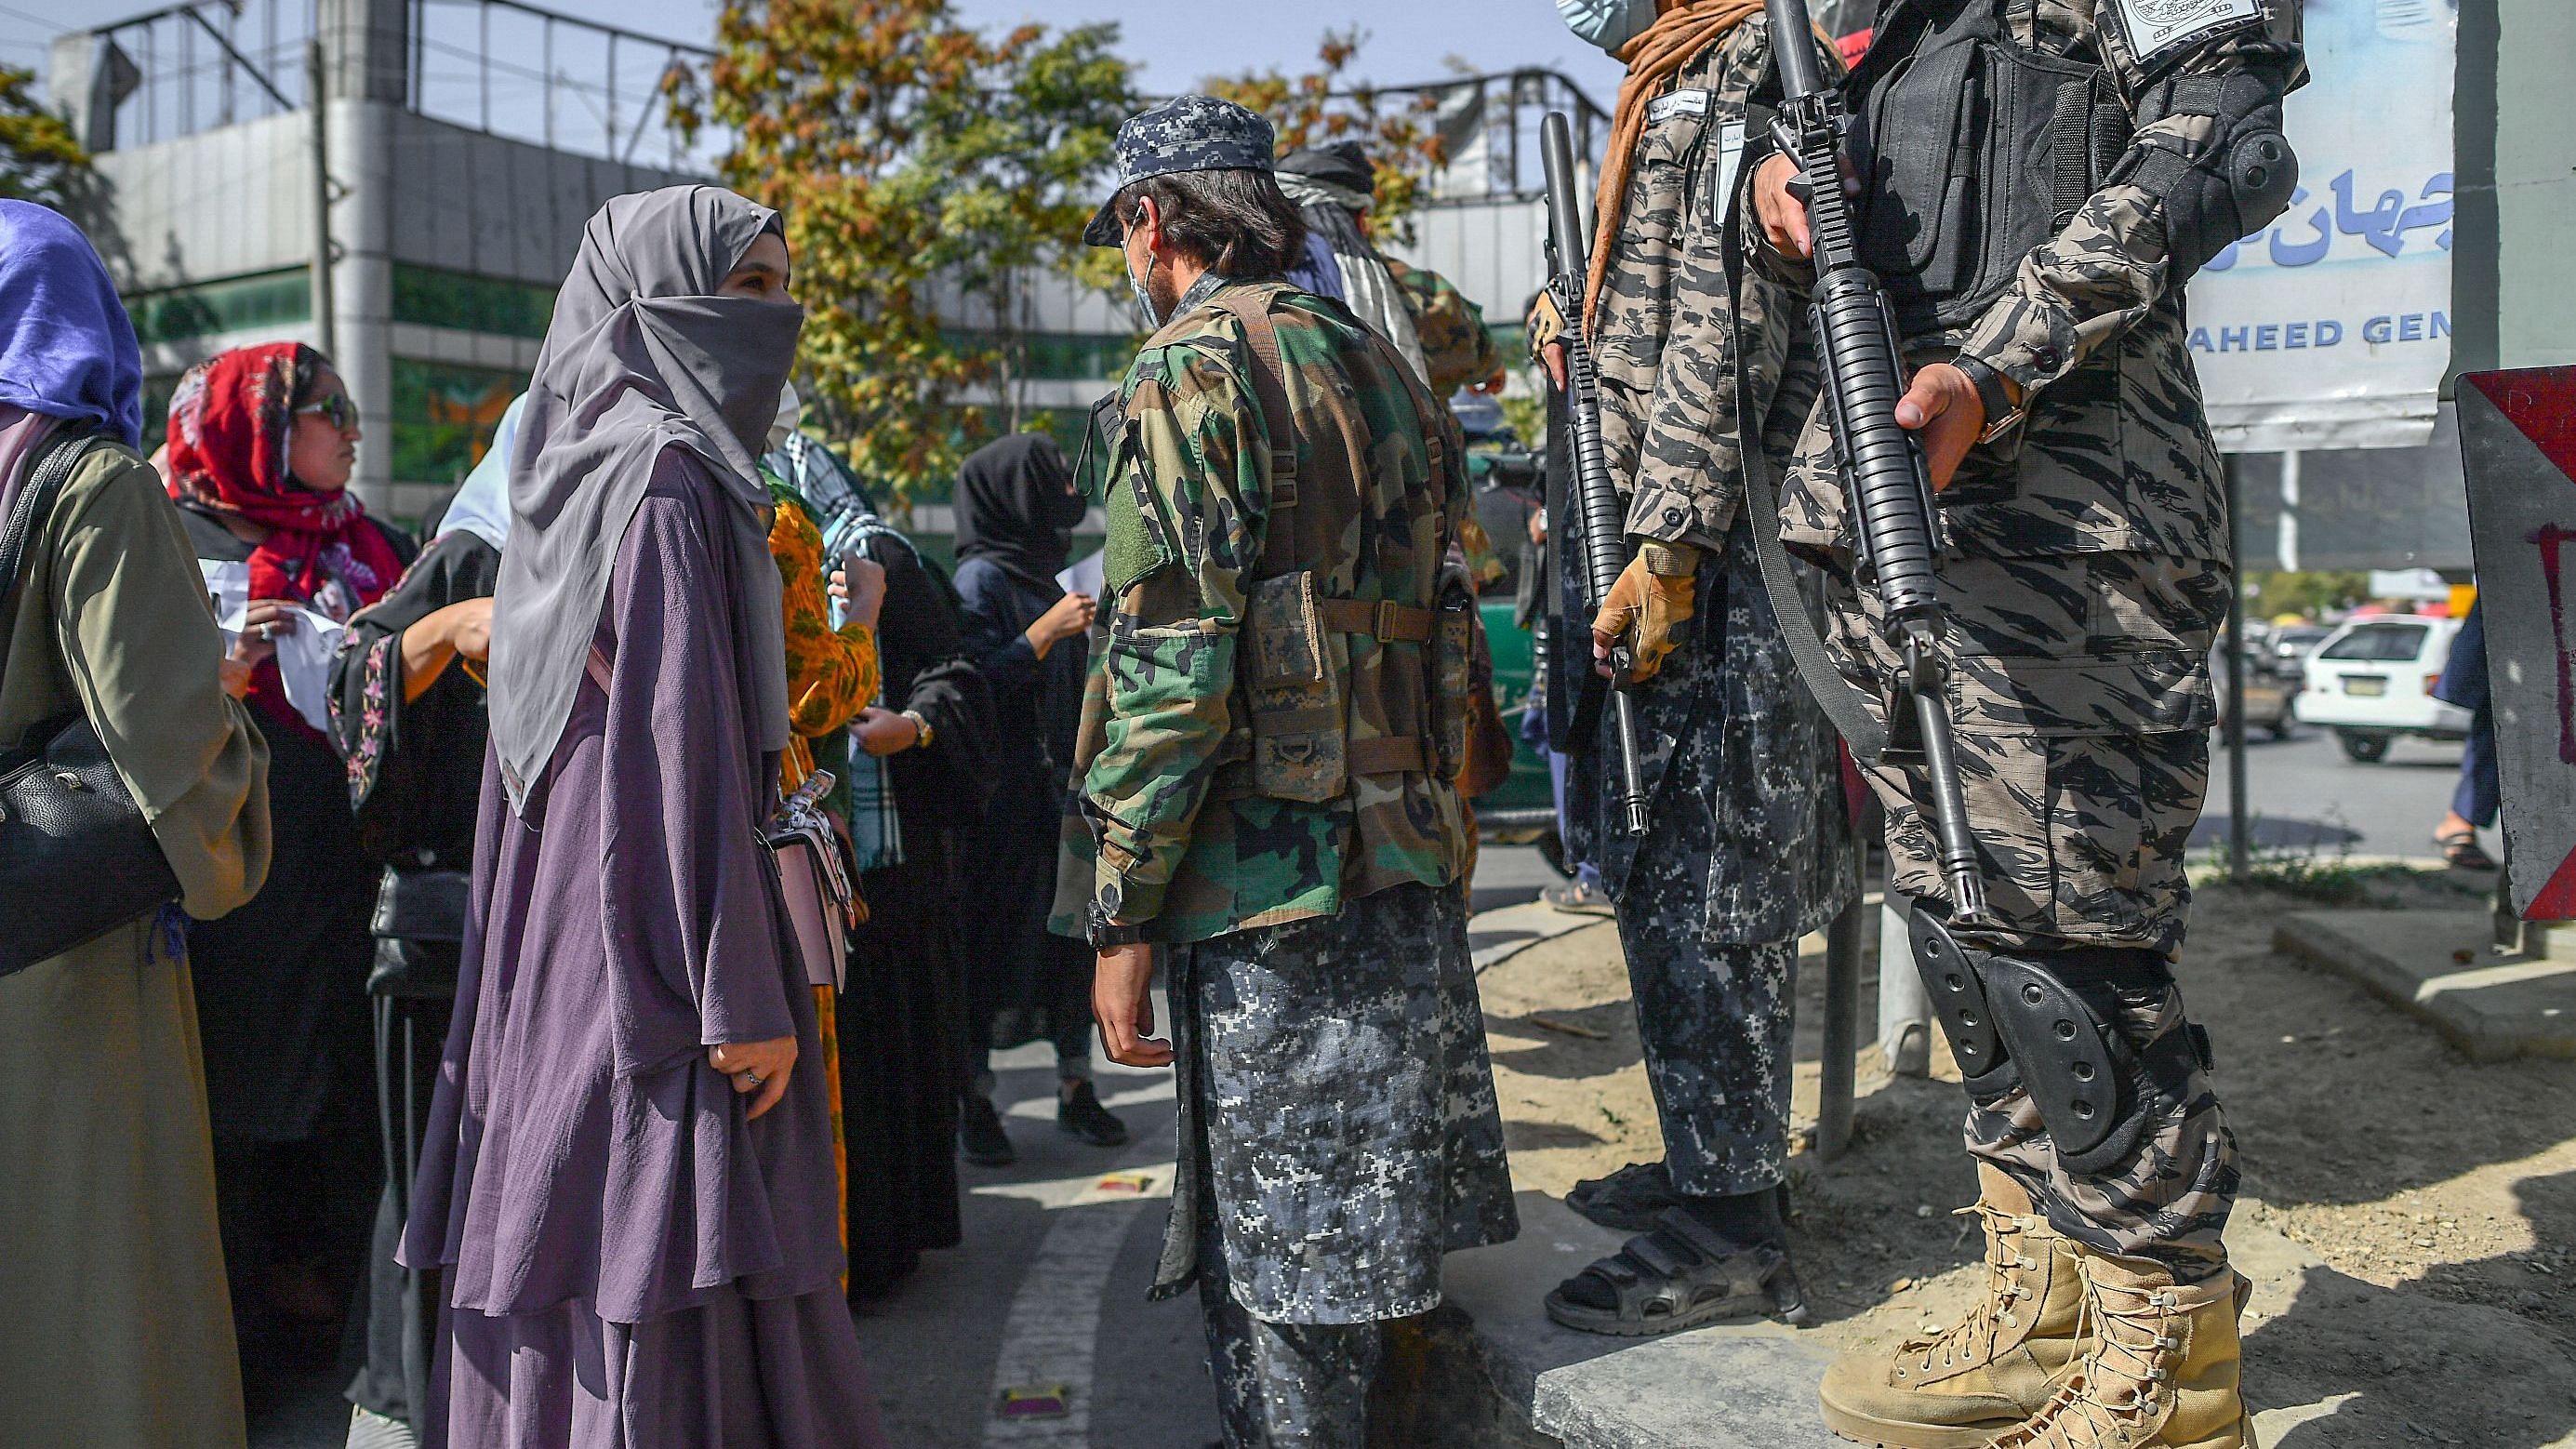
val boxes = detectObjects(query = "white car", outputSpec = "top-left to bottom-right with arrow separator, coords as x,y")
2292,616 -> 2475,762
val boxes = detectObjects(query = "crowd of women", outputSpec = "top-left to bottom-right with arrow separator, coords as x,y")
0,184 -> 1134,1448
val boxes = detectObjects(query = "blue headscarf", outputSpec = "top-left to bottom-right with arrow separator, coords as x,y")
0,201 -> 144,447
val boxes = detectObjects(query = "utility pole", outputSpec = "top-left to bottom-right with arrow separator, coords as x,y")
308,36 -> 338,359
2225,456 -> 2251,884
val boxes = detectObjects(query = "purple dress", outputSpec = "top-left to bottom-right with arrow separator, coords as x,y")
403,452 -> 887,1448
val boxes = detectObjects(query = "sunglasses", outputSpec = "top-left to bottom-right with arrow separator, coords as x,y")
294,394 -> 360,432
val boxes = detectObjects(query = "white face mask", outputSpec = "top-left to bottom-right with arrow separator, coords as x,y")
767,380 -> 801,452
1557,0 -> 1660,53
1127,245 -> 1163,330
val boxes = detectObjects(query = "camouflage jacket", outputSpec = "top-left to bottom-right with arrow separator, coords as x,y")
1387,259 -> 1504,399
1591,15 -> 1834,553
1055,279 -> 1471,946
1762,0 -> 2305,565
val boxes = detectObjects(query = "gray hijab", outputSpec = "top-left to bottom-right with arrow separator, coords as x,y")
487,185 -> 803,813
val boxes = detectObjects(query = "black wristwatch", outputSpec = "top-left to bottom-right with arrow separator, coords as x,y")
1086,902 -> 1149,949
1953,355 -> 2025,445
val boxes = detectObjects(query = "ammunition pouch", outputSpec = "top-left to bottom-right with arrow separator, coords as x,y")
1231,569 -> 1446,803
1850,0 -> 2133,339
1428,564 -> 1479,782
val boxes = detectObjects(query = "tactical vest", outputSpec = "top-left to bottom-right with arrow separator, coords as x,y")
1136,285 -> 1473,808
1846,0 -> 2135,341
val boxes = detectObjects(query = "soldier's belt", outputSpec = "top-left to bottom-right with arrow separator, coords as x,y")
1312,597 -> 1435,644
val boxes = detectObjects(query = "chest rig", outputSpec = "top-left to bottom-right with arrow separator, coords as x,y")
1188,286 -> 1474,806
1846,0 -> 2135,343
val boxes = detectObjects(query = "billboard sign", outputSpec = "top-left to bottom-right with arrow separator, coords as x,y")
2187,0 -> 2457,451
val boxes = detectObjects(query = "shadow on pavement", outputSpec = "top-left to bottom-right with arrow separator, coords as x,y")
2247,1169 -> 2576,1447
2189,814 -> 2365,850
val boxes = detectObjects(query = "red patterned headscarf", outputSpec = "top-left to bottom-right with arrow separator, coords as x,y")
165,341 -> 403,621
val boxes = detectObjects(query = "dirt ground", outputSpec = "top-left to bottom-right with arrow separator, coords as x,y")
1474,868 -> 2576,1447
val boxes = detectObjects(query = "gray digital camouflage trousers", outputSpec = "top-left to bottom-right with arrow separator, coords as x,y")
1570,534 -> 1855,1202
1153,882 -> 1518,1442
1612,638 -> 1804,1197
1822,548 -> 2238,1283
1194,1170 -> 1383,1448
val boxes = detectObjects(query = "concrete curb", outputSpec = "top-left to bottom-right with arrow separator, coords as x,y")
1441,1194 -> 1842,1448
2273,909 -> 2576,1062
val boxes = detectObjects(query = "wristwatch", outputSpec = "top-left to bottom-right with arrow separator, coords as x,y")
1086,902 -> 1149,949
1954,355 -> 2025,445
898,709 -> 935,751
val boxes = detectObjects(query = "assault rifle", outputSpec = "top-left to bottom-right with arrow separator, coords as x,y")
1764,0 -> 1986,918
1539,110 -> 1653,839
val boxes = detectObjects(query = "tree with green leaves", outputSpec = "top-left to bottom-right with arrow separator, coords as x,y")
1206,29 -> 1448,246
670,1 -> 1135,502
0,67 -> 87,208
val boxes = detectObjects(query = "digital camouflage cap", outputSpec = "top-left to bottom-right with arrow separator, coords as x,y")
1082,94 -> 1279,247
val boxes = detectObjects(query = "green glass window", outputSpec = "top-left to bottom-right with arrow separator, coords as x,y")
124,271 -> 312,346
391,265 -> 558,339
389,358 -> 525,485
941,330 -> 1137,384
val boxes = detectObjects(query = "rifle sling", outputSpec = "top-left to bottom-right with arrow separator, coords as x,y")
1741,439 -> 1891,762
1726,237 -> 1894,762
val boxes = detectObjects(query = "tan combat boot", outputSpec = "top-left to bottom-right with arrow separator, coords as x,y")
1981,1252 -> 2256,1449
1820,1167 -> 2088,1448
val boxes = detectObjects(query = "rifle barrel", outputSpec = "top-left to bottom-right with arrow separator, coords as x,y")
1542,109 -> 1654,839
1768,0 -> 1827,101
1541,113 -> 1590,288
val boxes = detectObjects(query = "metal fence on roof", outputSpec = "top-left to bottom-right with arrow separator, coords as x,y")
78,0 -> 721,169
1356,69 -> 1611,206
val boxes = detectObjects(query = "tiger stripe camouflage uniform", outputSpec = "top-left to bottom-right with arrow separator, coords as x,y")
1058,273 -> 1517,1445
1757,0 -> 2305,1284
1569,12 -> 1856,1205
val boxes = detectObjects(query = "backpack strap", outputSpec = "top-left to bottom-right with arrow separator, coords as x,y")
1212,290 -> 1302,514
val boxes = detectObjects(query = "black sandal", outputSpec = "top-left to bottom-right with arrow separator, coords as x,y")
1544,1206 -> 1809,1336
2437,831 -> 2499,871
1566,1160 -> 1683,1234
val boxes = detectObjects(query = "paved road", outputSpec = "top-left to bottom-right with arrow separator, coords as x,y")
2201,719 -> 2464,861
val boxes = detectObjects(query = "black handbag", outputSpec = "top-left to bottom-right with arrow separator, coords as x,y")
0,432 -> 184,977
369,862 -> 471,944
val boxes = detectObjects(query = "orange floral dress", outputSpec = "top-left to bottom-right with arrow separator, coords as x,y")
768,491 -> 879,1258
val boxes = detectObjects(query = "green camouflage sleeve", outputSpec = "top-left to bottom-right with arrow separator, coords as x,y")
1083,340 -> 1266,930
1956,0 -> 2304,407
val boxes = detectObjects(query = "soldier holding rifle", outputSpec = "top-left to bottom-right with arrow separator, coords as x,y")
1739,0 -> 2304,1443
1533,0 -> 1856,1336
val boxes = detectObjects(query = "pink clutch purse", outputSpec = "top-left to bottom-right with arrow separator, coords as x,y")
765,771 -> 856,991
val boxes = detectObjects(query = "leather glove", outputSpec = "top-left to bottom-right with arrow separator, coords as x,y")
1590,543 -> 1698,683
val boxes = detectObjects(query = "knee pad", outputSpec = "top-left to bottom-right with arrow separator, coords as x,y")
1906,906 -> 2016,1099
1907,909 -> 2201,1172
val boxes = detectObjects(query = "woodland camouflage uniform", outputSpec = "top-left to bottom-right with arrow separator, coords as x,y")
1057,271 -> 1516,1445
1755,0 -> 2306,1286
1565,12 -> 1856,1204
1386,258 -> 1504,398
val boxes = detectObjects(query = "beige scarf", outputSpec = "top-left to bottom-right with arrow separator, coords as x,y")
1585,0 -> 1770,326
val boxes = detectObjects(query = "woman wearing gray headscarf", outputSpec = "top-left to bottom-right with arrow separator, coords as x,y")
399,186 -> 888,1448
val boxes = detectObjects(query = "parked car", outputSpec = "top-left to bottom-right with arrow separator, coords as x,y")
2270,622 -> 2332,664
2211,640 -> 2295,738
2291,615 -> 2473,762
